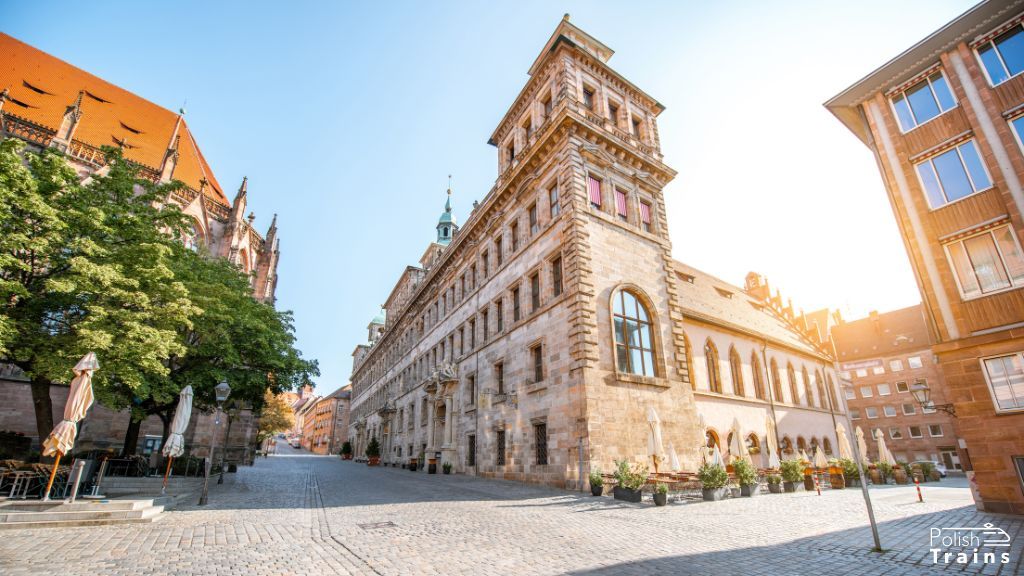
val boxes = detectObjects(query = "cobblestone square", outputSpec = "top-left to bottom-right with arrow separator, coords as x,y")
1,454 -> 1021,575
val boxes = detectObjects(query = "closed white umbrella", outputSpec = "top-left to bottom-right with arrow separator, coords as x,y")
875,429 -> 896,466
709,444 -> 723,468
696,413 -> 708,464
855,426 -> 871,465
836,423 -> 853,460
766,416 -> 780,469
161,385 -> 194,494
647,406 -> 666,474
668,442 -> 681,473
41,352 -> 99,501
729,418 -> 749,465
813,446 -> 828,469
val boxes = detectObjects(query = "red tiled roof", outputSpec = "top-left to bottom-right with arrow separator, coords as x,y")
0,33 -> 228,205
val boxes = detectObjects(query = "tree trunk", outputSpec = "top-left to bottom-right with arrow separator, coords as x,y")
159,412 -> 171,446
121,414 -> 142,457
30,375 -> 54,454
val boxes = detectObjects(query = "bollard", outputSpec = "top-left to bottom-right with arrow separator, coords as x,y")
67,460 -> 86,503
915,475 -> 923,503
814,472 -> 821,496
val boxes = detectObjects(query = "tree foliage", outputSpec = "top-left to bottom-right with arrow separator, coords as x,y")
257,390 -> 295,443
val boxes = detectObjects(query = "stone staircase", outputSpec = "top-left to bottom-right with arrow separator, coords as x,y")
0,498 -> 165,529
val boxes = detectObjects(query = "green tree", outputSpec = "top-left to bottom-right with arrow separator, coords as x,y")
257,390 -> 295,444
0,140 -> 196,446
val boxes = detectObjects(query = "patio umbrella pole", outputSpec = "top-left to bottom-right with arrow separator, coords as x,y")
42,451 -> 62,501
162,457 -> 174,495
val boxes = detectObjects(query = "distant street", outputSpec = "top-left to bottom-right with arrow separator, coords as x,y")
2,456 -> 1021,575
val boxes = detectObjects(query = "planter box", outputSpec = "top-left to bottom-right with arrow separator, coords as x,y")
803,475 -> 815,491
702,487 -> 728,501
653,492 -> 667,506
428,458 -> 437,475
740,484 -> 759,497
830,474 -> 845,489
613,486 -> 643,503
367,457 -> 380,466
893,469 -> 908,485
341,454 -> 353,460
767,483 -> 782,494
783,481 -> 799,493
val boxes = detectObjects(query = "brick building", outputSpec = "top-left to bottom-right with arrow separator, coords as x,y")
301,386 -> 351,455
827,0 -> 1024,513
0,33 -> 280,459
347,16 -> 847,488
832,306 -> 961,469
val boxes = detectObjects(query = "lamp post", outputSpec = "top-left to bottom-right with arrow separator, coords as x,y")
198,380 -> 231,506
218,402 -> 240,484
910,380 -> 957,417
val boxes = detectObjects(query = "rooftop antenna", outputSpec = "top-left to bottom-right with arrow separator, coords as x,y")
179,98 -> 187,116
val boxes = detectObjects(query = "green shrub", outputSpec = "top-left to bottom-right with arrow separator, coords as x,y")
613,459 -> 649,491
918,461 -> 936,478
365,437 -> 381,458
733,458 -> 757,487
697,463 -> 728,489
839,458 -> 860,480
589,469 -> 603,488
340,441 -> 352,456
876,461 -> 893,482
656,483 -> 668,495
780,459 -> 804,483
766,474 -> 782,484
442,462 -> 452,473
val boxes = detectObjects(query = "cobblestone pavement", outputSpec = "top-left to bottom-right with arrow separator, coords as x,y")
1,456 -> 1021,575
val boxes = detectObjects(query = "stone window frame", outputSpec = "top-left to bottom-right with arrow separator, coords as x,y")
510,282 -> 522,324
980,351 -> 1024,413
493,295 -> 505,335
531,416 -> 549,466
547,249 -> 565,299
527,337 -> 545,385
606,283 -> 667,381
704,338 -> 722,394
464,372 -> 477,409
528,266 -> 543,314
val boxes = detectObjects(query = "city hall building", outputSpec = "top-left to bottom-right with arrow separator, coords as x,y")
348,17 -> 847,488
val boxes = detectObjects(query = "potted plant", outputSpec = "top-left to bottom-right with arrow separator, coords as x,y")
408,457 -> 418,472
827,458 -> 845,489
876,461 -> 893,484
612,459 -> 648,503
653,483 -> 668,506
780,459 -> 803,492
698,462 -> 729,501
840,458 -> 861,487
893,462 -> 908,485
589,469 -> 604,497
868,463 -> 882,485
340,441 -> 353,460
442,462 -> 452,475
766,474 -> 783,494
734,458 -> 759,497
365,437 -> 381,466
918,461 -> 936,482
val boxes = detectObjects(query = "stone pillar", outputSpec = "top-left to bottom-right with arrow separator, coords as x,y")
426,399 -> 436,452
443,396 -> 453,448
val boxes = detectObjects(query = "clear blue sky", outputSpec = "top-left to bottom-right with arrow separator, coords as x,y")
7,0 -> 978,394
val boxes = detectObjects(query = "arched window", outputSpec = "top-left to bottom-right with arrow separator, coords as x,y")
705,429 -> 720,450
797,436 -> 807,452
182,219 -> 203,252
612,289 -> 655,377
683,331 -> 695,390
823,437 -> 833,456
704,339 -> 721,393
751,352 -> 766,400
787,362 -> 799,405
801,366 -> 812,407
826,373 -> 837,410
745,433 -> 760,455
810,437 -> 820,453
729,346 -> 744,396
815,370 -> 826,409
781,436 -> 794,455
770,358 -> 784,402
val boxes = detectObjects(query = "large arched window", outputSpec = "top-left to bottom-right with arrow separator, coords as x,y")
787,362 -> 799,405
729,346 -> 744,396
770,358 -> 783,402
705,339 -> 721,393
751,352 -> 766,400
612,289 -> 655,377
823,437 -> 833,456
801,366 -> 812,407
745,433 -> 760,455
797,436 -> 807,452
815,370 -> 826,409
683,331 -> 695,390
705,429 -> 720,450
182,219 -> 203,252
781,435 -> 794,455
826,373 -> 838,410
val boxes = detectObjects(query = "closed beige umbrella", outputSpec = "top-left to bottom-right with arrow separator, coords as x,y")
646,406 -> 666,474
766,416 -> 780,469
836,423 -> 854,460
875,429 -> 896,466
161,385 -> 194,494
855,426 -> 871,465
668,442 -> 681,473
41,352 -> 99,501
729,418 -> 750,465
813,446 -> 828,469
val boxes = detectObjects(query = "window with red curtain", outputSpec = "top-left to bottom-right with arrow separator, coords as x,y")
615,189 -> 627,220
588,176 -> 602,208
640,201 -> 652,232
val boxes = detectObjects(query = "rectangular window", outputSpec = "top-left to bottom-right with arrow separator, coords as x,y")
482,251 -> 489,278
639,201 -> 652,232
496,430 -> 506,465
588,176 -> 602,208
865,407 -> 879,419
883,405 -> 897,417
467,374 -> 476,406
915,140 -> 992,208
582,87 -> 594,110
891,71 -> 957,131
908,356 -> 923,369
531,272 -> 541,312
531,344 -> 543,383
523,117 -> 533,140
495,362 -> 505,395
889,427 -> 904,440
844,388 -> 856,400
458,327 -> 465,356
860,386 -> 874,398
482,310 -> 489,341
878,383 -> 892,396
928,424 -> 944,437
872,366 -> 885,375
946,225 -> 1024,299
512,286 -> 521,322
534,423 -> 548,465
495,237 -> 503,267
511,222 -> 519,252
896,381 -> 910,393
982,353 -> 1024,411
632,117 -> 642,138
615,189 -> 628,221
855,368 -> 868,378
977,24 -> 1024,85
909,426 -> 923,438
529,203 -> 539,235
889,360 -> 904,372
608,101 -> 619,123
542,93 -> 553,117
467,434 -> 476,466
902,402 -> 917,415
850,409 -> 861,420
549,186 -> 560,218
551,256 -> 563,297
469,319 -> 476,349
495,300 -> 504,333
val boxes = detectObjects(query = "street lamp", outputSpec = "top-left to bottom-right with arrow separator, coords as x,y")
218,401 -> 240,484
910,380 -> 957,417
199,380 -> 231,506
